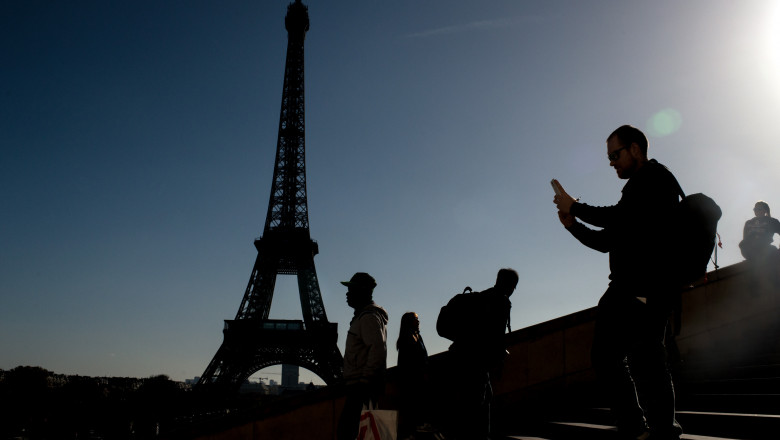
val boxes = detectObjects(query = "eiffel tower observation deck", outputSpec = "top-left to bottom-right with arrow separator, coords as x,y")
197,0 -> 343,392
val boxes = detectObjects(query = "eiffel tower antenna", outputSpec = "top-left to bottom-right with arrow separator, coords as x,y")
197,0 -> 343,391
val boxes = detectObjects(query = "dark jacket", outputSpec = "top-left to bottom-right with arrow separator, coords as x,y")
567,159 -> 680,290
397,335 -> 428,382
743,216 -> 780,245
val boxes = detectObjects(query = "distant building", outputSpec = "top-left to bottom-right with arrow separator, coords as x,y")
239,380 -> 269,394
282,364 -> 299,389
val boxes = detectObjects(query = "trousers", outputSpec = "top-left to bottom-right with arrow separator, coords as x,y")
592,286 -> 682,439
445,350 -> 494,440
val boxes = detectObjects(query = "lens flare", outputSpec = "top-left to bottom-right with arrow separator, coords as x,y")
646,108 -> 682,137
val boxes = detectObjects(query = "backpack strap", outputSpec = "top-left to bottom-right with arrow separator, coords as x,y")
673,177 -> 685,199
658,160 -> 685,199
670,170 -> 685,199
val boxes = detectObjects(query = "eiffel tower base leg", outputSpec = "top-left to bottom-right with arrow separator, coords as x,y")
197,321 -> 343,392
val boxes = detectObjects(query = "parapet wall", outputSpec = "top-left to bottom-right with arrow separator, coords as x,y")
182,260 -> 780,440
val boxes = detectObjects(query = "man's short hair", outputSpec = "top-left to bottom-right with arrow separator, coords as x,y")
496,268 -> 519,289
607,125 -> 648,156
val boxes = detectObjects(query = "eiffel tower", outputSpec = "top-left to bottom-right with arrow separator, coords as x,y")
197,0 -> 342,391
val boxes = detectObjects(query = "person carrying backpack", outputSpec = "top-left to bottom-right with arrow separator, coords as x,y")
554,125 -> 683,440
444,268 -> 518,440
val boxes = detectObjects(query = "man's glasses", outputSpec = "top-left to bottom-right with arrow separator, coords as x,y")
607,146 -> 628,162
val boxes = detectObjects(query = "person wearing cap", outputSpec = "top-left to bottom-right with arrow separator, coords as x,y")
336,272 -> 389,440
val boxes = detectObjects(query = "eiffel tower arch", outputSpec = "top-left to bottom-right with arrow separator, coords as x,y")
197,0 -> 343,392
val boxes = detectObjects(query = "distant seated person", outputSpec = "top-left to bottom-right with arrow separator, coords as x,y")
739,201 -> 780,261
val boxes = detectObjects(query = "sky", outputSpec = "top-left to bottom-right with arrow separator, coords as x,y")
2,0 -> 780,385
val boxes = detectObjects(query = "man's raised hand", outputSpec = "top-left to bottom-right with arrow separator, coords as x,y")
552,179 -> 577,214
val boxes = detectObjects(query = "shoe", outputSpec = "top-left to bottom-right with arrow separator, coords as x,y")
618,430 -> 650,440
415,423 -> 435,432
622,431 -> 649,440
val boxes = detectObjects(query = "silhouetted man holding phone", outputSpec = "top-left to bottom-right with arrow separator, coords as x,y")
554,125 -> 682,440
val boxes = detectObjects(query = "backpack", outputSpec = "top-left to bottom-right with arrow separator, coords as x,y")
671,181 -> 722,285
436,287 -> 511,341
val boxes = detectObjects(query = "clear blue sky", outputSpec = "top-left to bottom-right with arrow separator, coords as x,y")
2,0 -> 779,384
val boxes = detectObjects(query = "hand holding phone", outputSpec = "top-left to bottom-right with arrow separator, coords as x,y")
552,179 -> 578,215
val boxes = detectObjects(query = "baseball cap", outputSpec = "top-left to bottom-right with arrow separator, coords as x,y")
340,272 -> 377,290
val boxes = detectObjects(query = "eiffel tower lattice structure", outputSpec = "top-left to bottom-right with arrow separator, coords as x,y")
197,0 -> 342,391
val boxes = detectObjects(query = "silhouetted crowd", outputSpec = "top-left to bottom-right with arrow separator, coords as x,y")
337,125 -> 780,440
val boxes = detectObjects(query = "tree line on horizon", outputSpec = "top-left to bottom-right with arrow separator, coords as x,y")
0,366 -> 202,440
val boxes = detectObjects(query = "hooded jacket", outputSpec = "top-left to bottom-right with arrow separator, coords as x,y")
343,302 -> 389,385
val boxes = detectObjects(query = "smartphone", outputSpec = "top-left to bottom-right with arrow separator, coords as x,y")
551,179 -> 563,196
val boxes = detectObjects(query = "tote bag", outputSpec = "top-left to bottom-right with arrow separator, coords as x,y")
357,403 -> 398,440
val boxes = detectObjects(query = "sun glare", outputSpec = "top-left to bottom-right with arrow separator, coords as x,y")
761,1 -> 780,96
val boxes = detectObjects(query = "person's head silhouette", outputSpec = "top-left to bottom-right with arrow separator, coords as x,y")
494,268 -> 519,298
754,201 -> 770,217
